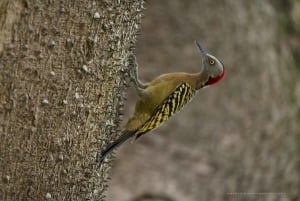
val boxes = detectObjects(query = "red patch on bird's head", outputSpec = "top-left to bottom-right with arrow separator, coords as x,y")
206,68 -> 226,85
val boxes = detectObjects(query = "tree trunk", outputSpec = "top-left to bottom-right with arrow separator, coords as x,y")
0,0 -> 144,200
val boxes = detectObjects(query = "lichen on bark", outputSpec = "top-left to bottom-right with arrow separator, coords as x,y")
0,0 -> 144,200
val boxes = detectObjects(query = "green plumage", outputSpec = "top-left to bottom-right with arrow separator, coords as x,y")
99,82 -> 196,163
99,42 -> 225,164
135,82 -> 195,138
125,72 -> 201,132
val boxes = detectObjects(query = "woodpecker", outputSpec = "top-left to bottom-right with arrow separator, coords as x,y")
99,41 -> 225,164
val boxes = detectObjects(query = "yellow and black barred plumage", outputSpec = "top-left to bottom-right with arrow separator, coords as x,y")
99,41 -> 225,164
135,82 -> 195,139
99,82 -> 195,163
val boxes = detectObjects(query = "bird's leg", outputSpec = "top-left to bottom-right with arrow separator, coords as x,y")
128,54 -> 148,94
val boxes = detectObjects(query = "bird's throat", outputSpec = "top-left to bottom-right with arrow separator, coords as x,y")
206,68 -> 226,85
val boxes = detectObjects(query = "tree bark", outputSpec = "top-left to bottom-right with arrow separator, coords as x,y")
0,0 -> 144,200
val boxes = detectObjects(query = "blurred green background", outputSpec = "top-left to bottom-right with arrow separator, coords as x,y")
107,1 -> 300,200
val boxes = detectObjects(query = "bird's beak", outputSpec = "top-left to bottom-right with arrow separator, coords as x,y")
195,40 -> 208,62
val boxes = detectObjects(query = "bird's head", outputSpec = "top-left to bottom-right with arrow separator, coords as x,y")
195,40 -> 226,86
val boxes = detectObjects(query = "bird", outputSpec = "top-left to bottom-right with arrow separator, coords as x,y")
98,40 -> 225,164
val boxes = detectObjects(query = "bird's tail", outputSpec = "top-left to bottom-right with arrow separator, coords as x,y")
98,130 -> 136,164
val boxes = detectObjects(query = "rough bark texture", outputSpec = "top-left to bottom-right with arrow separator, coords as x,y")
0,0 -> 144,200
107,1 -> 299,201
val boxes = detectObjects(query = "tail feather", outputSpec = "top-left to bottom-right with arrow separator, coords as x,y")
98,130 -> 136,164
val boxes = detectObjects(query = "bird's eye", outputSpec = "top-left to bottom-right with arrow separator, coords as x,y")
209,59 -> 215,65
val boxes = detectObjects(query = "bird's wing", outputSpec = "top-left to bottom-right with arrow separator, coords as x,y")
135,82 -> 195,139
